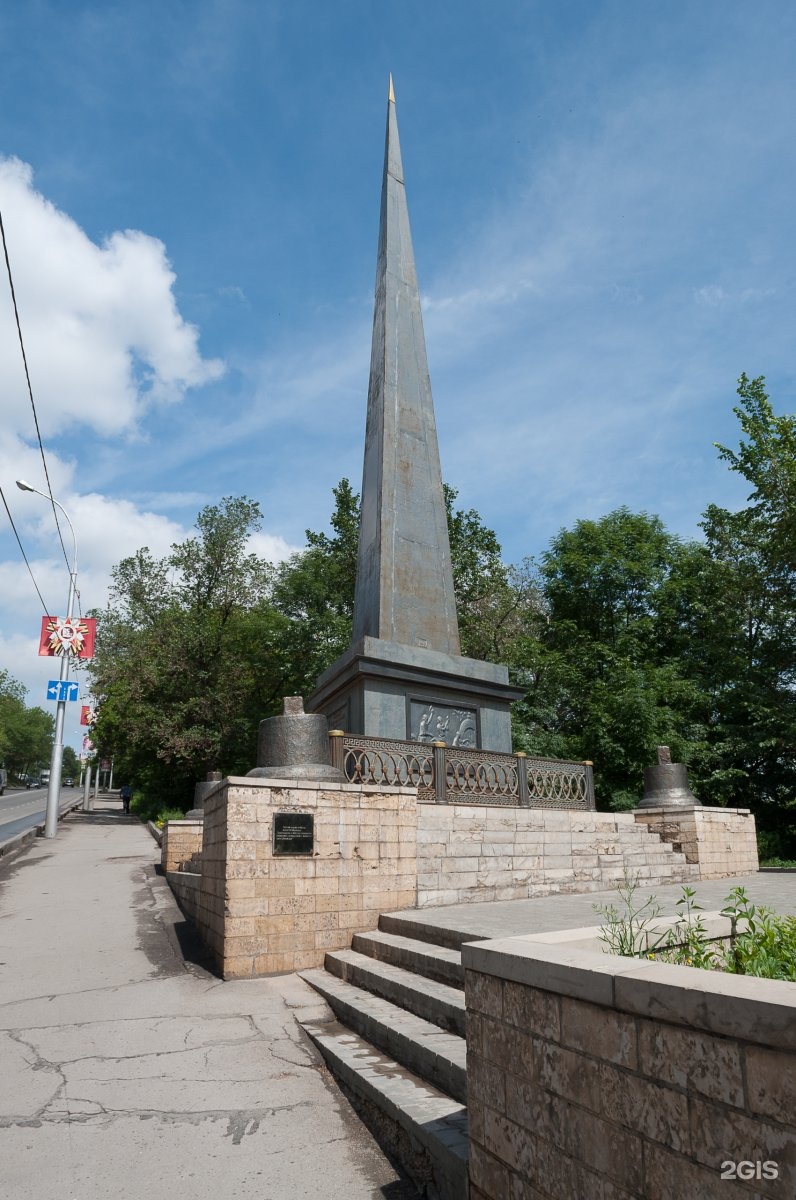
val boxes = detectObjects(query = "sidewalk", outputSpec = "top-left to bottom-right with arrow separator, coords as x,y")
0,799 -> 419,1200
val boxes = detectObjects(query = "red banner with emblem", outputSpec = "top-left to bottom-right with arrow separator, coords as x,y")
38,616 -> 96,659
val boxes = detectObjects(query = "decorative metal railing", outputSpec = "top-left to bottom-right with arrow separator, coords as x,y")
328,732 -> 595,809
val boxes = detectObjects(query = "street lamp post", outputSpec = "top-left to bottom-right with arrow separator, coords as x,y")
16,480 -> 78,839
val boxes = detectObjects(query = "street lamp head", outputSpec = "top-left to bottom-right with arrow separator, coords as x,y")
16,479 -> 35,492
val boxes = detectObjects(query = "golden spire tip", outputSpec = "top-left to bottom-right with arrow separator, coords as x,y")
388,73 -> 395,103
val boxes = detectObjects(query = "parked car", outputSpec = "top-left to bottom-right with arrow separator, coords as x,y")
64,778 -> 74,787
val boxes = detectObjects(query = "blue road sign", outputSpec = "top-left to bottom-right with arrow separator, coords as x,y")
46,680 -> 79,702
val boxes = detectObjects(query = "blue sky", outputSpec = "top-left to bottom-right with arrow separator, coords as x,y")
1,1 -> 795,748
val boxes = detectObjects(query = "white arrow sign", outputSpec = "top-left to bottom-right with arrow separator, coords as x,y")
46,680 -> 79,702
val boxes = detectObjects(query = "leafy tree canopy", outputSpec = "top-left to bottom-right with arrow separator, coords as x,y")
0,669 -> 55,776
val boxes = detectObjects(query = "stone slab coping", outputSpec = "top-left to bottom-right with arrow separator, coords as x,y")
633,805 -> 751,816
146,820 -> 162,845
223,776 -> 417,795
462,919 -> 796,1050
162,818 -> 204,826
166,870 -> 200,886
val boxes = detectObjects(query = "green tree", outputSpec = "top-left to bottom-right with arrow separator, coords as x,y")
62,745 -> 79,779
0,670 -> 54,776
518,510 -> 709,808
271,479 -> 360,694
443,485 -> 544,662
682,376 -> 796,847
88,498 -> 288,810
715,373 -> 796,570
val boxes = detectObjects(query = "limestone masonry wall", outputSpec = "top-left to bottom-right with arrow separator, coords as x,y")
634,805 -> 758,878
161,819 -> 203,874
162,795 -> 759,976
195,778 -> 417,979
463,933 -> 795,1199
167,869 -> 200,924
416,806 -> 697,907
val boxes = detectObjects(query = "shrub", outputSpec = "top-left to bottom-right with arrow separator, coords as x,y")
595,875 -> 796,981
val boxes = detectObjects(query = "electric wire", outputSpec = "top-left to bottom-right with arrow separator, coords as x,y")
0,483 -> 52,614
0,208 -> 71,573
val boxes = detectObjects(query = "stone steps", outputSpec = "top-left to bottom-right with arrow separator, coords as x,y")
325,947 -> 467,1036
352,928 -> 465,988
301,967 -> 467,1103
299,927 -> 470,1198
301,1017 -> 468,1200
297,809 -> 698,1198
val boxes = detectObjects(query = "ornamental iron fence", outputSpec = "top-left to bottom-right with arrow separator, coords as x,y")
328,732 -> 595,809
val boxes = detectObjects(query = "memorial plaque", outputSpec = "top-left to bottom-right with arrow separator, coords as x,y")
410,700 -> 478,748
273,812 -> 314,856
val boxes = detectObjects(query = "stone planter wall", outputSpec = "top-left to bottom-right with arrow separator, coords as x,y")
463,926 -> 795,1199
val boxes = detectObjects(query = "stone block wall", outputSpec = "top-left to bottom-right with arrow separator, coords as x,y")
463,931 -> 795,1199
196,777 -> 417,979
634,805 -> 758,878
161,819 -> 203,874
167,869 -> 200,924
416,806 -> 696,907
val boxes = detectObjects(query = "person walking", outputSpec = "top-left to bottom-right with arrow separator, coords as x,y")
119,784 -> 133,814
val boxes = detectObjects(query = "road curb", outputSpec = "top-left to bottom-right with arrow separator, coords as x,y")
0,800 -> 83,864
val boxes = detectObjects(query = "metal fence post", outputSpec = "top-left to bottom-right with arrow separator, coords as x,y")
432,741 -> 447,803
515,751 -> 529,805
328,730 -> 346,777
584,760 -> 596,809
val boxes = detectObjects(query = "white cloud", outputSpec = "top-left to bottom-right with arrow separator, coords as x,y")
248,530 -> 300,564
0,156 -> 224,440
694,284 -> 726,307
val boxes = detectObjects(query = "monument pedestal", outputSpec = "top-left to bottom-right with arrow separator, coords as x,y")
191,777 -> 418,979
309,636 -> 523,752
633,805 -> 759,878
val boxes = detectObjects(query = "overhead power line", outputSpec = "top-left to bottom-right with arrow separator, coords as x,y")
0,208 -> 71,574
0,483 -> 51,614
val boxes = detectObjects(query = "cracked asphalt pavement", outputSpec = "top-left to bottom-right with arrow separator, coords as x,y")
0,800 -> 419,1200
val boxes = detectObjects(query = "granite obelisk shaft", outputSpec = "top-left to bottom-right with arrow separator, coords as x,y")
309,81 -> 522,749
352,84 -> 460,656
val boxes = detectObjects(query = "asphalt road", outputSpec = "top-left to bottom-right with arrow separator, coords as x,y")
0,786 -> 81,843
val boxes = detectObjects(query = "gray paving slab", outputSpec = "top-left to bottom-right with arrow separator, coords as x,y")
383,871 -> 796,945
0,800 -> 419,1200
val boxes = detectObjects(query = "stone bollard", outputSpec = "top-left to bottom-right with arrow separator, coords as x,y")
185,770 -> 223,820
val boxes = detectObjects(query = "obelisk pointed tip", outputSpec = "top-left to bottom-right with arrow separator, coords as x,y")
388,73 -> 395,103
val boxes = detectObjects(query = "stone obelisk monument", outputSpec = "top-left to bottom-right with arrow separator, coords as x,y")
310,80 -> 521,750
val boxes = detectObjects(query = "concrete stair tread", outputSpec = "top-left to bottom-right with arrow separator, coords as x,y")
326,947 -> 466,1035
300,967 -> 467,1103
353,928 -> 465,986
300,1016 -> 468,1199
